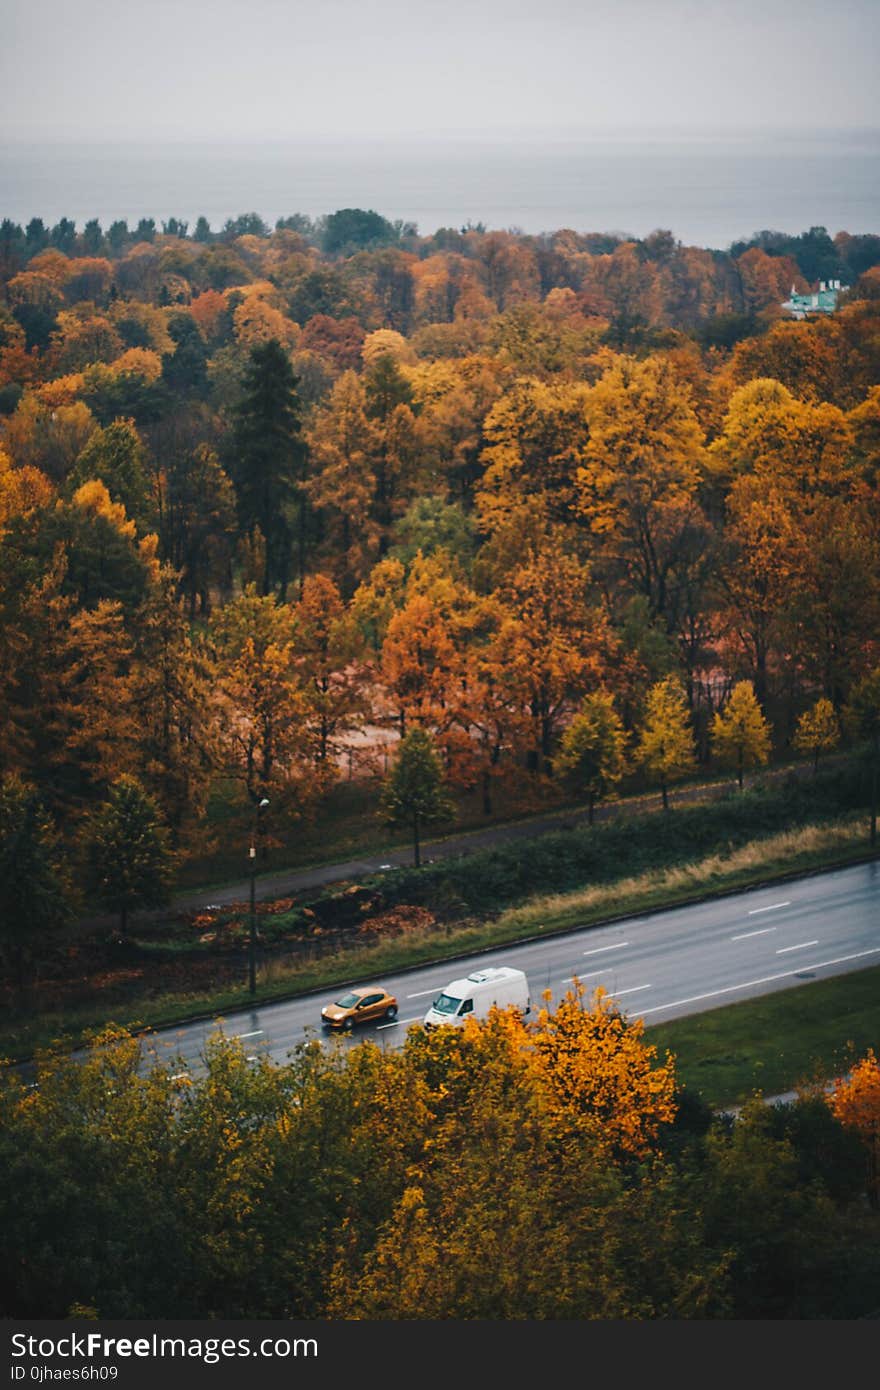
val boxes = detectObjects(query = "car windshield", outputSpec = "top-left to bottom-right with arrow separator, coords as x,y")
432,993 -> 462,1014
336,992 -> 361,1008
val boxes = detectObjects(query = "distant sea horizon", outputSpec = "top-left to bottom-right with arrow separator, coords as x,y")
3,129 -> 879,250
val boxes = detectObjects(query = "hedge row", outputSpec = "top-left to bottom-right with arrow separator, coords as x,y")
302,762 -> 873,925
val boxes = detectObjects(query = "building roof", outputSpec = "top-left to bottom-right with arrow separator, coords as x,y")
781,279 -> 848,317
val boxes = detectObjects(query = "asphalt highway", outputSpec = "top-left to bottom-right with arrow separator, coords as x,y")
138,859 -> 880,1079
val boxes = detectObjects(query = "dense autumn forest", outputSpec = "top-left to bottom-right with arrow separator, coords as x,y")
2,210 -> 880,1323
1,209 -> 880,951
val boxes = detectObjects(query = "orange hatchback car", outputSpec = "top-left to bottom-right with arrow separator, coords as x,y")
321,985 -> 398,1031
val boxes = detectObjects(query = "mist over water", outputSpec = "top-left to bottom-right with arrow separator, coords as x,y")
3,131 -> 879,248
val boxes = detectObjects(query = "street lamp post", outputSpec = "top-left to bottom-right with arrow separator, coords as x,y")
248,797 -> 269,995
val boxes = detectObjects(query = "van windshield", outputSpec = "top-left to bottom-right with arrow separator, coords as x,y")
432,993 -> 462,1014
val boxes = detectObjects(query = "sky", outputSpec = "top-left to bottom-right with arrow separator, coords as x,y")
3,0 -> 879,144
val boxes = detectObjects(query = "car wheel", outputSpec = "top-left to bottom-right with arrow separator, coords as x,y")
385,1003 -> 398,1020
342,1017 -> 353,1031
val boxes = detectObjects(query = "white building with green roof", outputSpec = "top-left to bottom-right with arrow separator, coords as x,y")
781,279 -> 848,318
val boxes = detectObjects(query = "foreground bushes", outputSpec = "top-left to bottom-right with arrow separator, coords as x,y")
2,990 -> 879,1320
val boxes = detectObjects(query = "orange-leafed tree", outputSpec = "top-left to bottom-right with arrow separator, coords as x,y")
444,592 -> 532,814
3,392 -> 96,481
294,572 -> 367,773
828,1049 -> 880,1208
579,241 -> 662,333
708,378 -> 854,509
305,370 -> 380,591
475,376 -> 592,534
56,599 -> 143,805
208,587 -> 308,802
793,497 -> 880,710
529,982 -> 678,1159
575,353 -> 707,629
0,448 -> 54,534
733,247 -> 800,321
730,318 -> 842,404
408,355 -> 505,506
715,478 -> 802,709
495,549 -> 612,776
380,591 -> 460,739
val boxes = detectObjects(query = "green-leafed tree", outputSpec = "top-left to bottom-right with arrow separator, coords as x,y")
67,418 -> 151,529
845,667 -> 880,847
634,676 -> 697,810
231,338 -> 307,597
0,774 -> 72,989
793,697 -> 840,774
710,680 -> 773,790
323,207 -> 397,255
133,566 -> 218,832
84,776 -> 174,939
380,728 -> 454,867
158,442 -> 237,618
554,690 -> 628,824
363,351 -> 414,422
160,313 -> 208,397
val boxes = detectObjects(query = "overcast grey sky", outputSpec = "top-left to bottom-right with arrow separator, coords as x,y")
3,0 -> 879,143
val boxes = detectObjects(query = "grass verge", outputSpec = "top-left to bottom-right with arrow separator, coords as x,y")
645,964 -> 880,1110
491,815 -> 874,936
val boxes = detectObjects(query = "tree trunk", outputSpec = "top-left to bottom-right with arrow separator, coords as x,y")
413,810 -> 421,867
661,780 -> 669,811
588,791 -> 595,826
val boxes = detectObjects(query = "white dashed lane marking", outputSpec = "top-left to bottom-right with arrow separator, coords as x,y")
639,947 -> 880,1017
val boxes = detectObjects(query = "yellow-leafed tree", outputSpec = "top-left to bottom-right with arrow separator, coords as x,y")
710,679 -> 772,789
634,675 -> 696,809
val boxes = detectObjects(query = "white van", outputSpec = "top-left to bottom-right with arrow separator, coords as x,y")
422,966 -> 531,1028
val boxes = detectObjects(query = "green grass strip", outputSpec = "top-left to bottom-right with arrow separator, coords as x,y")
645,964 -> 880,1110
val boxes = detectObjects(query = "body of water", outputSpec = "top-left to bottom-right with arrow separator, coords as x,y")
2,130 -> 879,249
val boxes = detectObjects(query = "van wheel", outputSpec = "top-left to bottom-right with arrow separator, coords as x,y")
385,1003 -> 398,1020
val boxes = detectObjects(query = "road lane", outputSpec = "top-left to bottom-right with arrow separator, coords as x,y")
138,860 -> 880,1077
